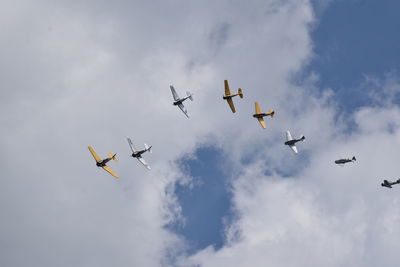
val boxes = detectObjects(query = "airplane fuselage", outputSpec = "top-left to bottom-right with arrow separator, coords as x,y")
334,159 -> 352,164
173,96 -> 191,106
223,93 -> 239,100
253,113 -> 267,119
173,99 -> 183,105
285,136 -> 305,146
96,158 -> 111,167
285,139 -> 300,146
131,150 -> 146,158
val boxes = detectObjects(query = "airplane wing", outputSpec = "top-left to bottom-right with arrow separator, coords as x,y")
88,146 -> 101,163
255,102 -> 262,114
102,166 -> 120,178
290,145 -> 298,154
127,137 -> 137,153
178,103 -> 189,118
224,80 -> 231,96
286,131 -> 293,141
226,98 -> 236,113
137,157 -> 151,170
257,118 -> 266,129
170,85 -> 179,101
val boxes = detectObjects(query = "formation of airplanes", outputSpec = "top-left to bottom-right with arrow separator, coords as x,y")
88,80 -> 397,189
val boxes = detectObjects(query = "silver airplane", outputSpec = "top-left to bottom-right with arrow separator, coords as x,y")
127,137 -> 152,170
335,156 -> 356,165
170,85 -> 193,118
284,130 -> 305,154
381,179 -> 400,188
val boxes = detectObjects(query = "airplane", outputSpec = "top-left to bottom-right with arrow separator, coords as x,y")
88,146 -> 119,178
284,131 -> 305,154
223,80 -> 243,113
381,179 -> 400,188
127,137 -> 152,170
252,102 -> 275,129
334,156 -> 356,165
170,85 -> 193,118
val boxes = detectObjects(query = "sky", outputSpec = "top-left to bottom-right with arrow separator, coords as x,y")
1,0 -> 400,267
309,0 -> 400,109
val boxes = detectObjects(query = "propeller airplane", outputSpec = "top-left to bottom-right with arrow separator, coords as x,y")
381,179 -> 400,188
170,85 -> 193,118
88,146 -> 119,178
253,102 -> 275,129
335,156 -> 356,165
127,137 -> 152,170
284,131 -> 305,154
223,80 -> 243,113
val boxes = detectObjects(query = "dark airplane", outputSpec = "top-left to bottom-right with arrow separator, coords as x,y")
381,179 -> 400,188
284,131 -> 305,154
335,156 -> 356,165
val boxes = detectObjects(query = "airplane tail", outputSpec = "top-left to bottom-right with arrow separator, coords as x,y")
352,156 -> 356,162
300,136 -> 305,141
238,88 -> 243,98
268,109 -> 275,118
145,143 -> 152,153
187,91 -> 194,101
108,152 -> 119,162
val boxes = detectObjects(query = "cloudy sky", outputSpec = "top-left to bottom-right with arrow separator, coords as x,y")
1,0 -> 400,266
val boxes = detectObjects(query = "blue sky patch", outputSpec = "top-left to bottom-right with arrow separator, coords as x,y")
309,0 -> 400,110
169,146 -> 233,255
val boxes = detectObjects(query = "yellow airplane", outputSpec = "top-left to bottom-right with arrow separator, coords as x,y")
88,146 -> 120,178
252,102 -> 275,129
223,80 -> 243,113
